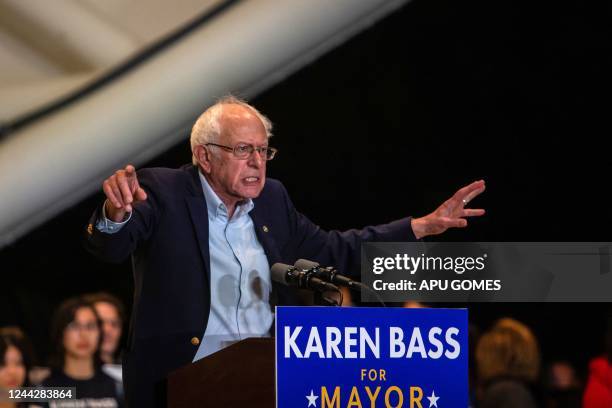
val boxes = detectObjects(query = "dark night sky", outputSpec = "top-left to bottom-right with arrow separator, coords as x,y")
2,0 -> 611,378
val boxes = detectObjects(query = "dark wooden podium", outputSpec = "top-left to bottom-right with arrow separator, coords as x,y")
167,337 -> 275,407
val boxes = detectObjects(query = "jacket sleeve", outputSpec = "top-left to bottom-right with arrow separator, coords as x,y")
280,183 -> 418,278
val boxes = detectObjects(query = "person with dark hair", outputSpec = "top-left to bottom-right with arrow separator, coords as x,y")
82,292 -> 125,401
33,297 -> 122,408
583,316 -> 612,407
0,327 -> 34,408
82,292 -> 124,365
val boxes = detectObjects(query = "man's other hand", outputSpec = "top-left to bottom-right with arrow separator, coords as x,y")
411,179 -> 486,239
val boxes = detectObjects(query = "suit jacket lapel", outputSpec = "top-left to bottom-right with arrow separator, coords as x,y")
184,165 -> 211,285
250,204 -> 299,307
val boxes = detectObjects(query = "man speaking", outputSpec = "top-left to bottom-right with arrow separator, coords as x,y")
85,96 -> 485,407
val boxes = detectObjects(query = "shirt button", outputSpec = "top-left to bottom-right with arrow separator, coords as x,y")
190,337 -> 200,346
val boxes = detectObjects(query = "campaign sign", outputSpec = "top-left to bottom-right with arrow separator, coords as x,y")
275,307 -> 468,408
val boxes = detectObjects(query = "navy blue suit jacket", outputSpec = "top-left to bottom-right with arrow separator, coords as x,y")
85,164 -> 416,407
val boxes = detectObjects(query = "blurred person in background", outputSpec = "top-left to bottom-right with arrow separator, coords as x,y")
83,292 -> 125,401
476,318 -> 541,408
33,297 -> 122,408
0,327 -> 34,408
542,360 -> 582,408
82,293 -> 124,365
583,316 -> 612,408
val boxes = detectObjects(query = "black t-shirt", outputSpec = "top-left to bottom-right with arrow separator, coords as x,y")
34,369 -> 122,408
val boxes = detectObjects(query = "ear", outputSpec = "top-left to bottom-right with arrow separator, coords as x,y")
194,144 -> 213,174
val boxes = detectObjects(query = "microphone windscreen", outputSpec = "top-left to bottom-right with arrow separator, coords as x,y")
270,263 -> 294,285
294,258 -> 319,270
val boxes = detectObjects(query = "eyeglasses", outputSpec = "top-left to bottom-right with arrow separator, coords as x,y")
205,143 -> 278,160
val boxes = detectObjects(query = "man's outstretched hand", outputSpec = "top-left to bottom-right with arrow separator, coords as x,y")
102,165 -> 147,222
410,180 -> 486,239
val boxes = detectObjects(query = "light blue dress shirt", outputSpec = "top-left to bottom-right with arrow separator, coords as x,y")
96,172 -> 274,361
192,172 -> 273,360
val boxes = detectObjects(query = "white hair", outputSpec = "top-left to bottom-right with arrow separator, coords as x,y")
190,95 -> 273,164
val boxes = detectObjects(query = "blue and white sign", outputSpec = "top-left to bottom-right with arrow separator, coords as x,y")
275,307 -> 468,408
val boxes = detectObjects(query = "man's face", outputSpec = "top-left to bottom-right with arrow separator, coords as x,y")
204,105 -> 268,204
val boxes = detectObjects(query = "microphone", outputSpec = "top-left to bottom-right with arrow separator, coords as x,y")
294,259 -> 386,307
270,263 -> 339,292
294,259 -> 359,288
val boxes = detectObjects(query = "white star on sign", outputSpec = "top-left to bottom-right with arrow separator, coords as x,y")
427,390 -> 440,407
306,389 -> 318,407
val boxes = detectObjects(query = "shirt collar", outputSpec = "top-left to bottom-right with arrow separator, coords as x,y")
198,171 -> 254,221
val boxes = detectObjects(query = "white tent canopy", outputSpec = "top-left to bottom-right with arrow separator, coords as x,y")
0,0 -> 408,247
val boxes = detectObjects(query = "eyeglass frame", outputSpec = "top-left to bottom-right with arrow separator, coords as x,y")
203,142 -> 278,160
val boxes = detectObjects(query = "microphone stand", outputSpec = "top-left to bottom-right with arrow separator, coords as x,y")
302,270 -> 343,306
313,289 -> 342,307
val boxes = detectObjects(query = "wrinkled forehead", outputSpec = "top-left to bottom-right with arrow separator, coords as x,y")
219,104 -> 267,144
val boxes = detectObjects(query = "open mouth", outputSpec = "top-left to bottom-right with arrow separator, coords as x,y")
243,177 -> 260,183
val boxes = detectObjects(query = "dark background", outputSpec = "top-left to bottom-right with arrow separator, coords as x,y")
1,0 -> 610,381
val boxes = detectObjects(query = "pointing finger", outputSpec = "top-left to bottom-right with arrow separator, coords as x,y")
116,171 -> 134,204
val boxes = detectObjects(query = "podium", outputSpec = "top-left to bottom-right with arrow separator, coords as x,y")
167,337 -> 275,408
